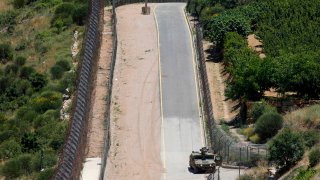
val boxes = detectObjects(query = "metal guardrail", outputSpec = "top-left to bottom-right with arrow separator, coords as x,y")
53,0 -> 104,179
193,24 -> 268,166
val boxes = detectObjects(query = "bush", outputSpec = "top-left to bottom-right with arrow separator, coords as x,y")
255,112 -> 283,140
56,59 -> 71,71
37,168 -> 54,180
13,0 -> 25,8
50,65 -> 64,79
269,128 -> 304,170
15,56 -> 26,66
1,153 -> 32,178
0,11 -> 17,29
302,130 -> 320,148
31,151 -> 57,171
0,43 -> 14,64
309,147 -> 320,167
31,91 -> 62,113
249,133 -> 260,144
243,127 -> 254,139
72,4 -> 88,25
20,66 -> 35,79
28,73 -> 47,91
4,64 -> 19,76
250,100 -> 276,122
0,139 -> 22,160
52,3 -> 75,30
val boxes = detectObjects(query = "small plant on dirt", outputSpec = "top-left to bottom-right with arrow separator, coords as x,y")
249,133 -> 260,144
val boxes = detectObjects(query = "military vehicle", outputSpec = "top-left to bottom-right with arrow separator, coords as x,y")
189,147 -> 222,173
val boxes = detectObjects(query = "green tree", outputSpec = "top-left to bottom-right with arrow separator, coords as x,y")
269,128 -> 304,170
28,73 -> 47,91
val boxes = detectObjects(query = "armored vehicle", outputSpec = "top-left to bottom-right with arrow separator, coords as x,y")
189,147 -> 222,173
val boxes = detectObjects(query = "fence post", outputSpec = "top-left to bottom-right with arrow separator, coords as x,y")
239,147 -> 241,179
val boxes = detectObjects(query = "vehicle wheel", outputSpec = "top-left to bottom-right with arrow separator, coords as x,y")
193,167 -> 198,174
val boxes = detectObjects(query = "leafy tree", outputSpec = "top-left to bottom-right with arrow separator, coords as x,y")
269,128 -> 304,170
255,112 -> 283,140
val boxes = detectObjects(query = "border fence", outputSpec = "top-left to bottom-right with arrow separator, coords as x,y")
54,1 -> 269,179
193,23 -> 268,167
53,0 -> 104,179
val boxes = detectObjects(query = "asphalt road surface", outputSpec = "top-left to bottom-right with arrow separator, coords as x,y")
155,3 -> 207,180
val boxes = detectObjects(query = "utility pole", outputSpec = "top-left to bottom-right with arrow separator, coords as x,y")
142,0 -> 150,15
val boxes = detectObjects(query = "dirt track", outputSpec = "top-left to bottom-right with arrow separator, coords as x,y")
104,4 -> 162,180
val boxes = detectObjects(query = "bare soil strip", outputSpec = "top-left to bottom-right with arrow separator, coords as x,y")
104,4 -> 162,180
86,7 -> 113,158
203,41 -> 239,123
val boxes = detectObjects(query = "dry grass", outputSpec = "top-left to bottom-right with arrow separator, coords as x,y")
0,0 -> 12,12
284,105 -> 320,131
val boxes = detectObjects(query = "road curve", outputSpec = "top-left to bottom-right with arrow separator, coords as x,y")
155,3 -> 206,180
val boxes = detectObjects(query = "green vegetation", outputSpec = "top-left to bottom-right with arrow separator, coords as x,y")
187,0 -> 320,99
269,128 -> 304,171
309,147 -> 320,167
0,0 -> 88,178
255,112 -> 283,141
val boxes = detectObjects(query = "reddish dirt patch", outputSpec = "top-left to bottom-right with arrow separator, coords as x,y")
104,4 -> 163,180
86,7 -> 113,157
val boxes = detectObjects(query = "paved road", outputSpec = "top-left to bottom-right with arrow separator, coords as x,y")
155,3 -> 206,180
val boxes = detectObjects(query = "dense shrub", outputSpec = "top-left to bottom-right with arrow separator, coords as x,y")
13,0 -> 25,8
19,66 -> 35,79
250,100 -> 276,122
15,56 -> 26,66
0,11 -> 17,29
52,3 -> 75,29
302,131 -> 320,148
31,91 -> 62,113
1,153 -> 32,178
0,43 -> 14,64
269,128 -> 304,170
31,151 -> 57,171
4,64 -> 19,76
28,73 -> 47,91
21,133 -> 39,153
0,139 -> 22,160
37,168 -> 54,180
72,4 -> 88,26
309,147 -> 320,167
50,65 -> 64,79
56,59 -> 71,71
249,133 -> 260,144
255,112 -> 283,140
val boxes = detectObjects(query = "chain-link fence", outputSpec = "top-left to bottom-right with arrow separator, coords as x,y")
53,0 -> 105,179
193,24 -> 268,167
